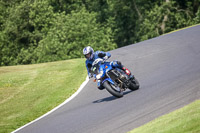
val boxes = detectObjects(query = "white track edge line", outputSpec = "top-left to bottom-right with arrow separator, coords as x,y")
12,76 -> 89,133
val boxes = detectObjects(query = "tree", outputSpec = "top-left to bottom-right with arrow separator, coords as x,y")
15,0 -> 57,64
194,6 -> 200,23
136,0 -> 196,42
0,0 -> 199,66
48,0 -> 83,13
33,7 -> 117,63
0,0 -> 56,65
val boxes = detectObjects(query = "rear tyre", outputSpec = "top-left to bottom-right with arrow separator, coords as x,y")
103,81 -> 123,98
129,78 -> 140,91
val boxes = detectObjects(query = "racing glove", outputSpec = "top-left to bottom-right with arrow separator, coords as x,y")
103,56 -> 109,60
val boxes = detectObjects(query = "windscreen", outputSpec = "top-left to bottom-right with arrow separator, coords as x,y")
91,61 -> 102,75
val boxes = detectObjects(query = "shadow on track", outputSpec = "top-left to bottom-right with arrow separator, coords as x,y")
93,90 -> 133,103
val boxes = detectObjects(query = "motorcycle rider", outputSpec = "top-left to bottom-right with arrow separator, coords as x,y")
83,46 -> 133,90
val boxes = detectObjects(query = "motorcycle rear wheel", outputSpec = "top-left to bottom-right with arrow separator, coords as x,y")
103,81 -> 123,98
129,78 -> 140,91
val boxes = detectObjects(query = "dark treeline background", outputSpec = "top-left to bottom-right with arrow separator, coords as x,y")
0,0 -> 200,66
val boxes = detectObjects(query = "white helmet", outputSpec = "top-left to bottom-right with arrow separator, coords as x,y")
83,46 -> 94,60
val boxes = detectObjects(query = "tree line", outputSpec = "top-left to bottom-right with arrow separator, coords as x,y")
0,0 -> 200,66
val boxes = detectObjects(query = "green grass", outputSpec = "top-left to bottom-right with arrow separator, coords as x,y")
128,100 -> 200,133
0,58 -> 87,133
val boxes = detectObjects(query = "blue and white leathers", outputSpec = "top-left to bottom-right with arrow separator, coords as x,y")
85,51 -> 125,89
85,51 -> 111,75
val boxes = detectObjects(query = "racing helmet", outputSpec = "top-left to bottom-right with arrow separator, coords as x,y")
83,46 -> 94,60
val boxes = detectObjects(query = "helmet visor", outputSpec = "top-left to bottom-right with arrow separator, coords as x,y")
85,53 -> 91,59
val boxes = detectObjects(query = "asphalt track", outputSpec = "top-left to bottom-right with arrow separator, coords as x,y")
15,25 -> 200,133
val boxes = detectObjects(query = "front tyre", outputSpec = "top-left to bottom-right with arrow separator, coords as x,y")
103,81 -> 123,98
129,78 -> 140,91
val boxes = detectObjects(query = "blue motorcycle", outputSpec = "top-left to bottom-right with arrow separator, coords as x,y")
91,58 -> 140,98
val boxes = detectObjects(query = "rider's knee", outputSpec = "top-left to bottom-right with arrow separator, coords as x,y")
111,60 -> 122,68
117,61 -> 122,66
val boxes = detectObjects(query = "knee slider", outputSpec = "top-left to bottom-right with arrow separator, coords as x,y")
117,61 -> 122,66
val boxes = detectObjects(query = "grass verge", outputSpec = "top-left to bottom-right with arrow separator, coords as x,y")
0,58 -> 87,133
128,100 -> 200,133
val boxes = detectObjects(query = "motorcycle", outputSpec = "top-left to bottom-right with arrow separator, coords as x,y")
90,58 -> 140,98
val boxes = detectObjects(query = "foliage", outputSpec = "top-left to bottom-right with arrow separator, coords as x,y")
33,8 -> 116,63
137,1 -> 197,41
0,0 -> 55,65
48,0 -> 83,13
0,0 -> 200,66
194,7 -> 200,23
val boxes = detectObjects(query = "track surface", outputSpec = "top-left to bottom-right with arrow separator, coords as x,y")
16,25 -> 200,133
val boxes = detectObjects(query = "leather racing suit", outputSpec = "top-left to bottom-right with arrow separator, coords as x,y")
85,51 -> 126,90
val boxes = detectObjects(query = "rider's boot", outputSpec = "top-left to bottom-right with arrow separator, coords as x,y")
111,61 -> 134,79
122,67 -> 134,79
122,67 -> 131,75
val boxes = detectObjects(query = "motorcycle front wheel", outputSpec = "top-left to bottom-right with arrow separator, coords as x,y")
103,81 -> 123,98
